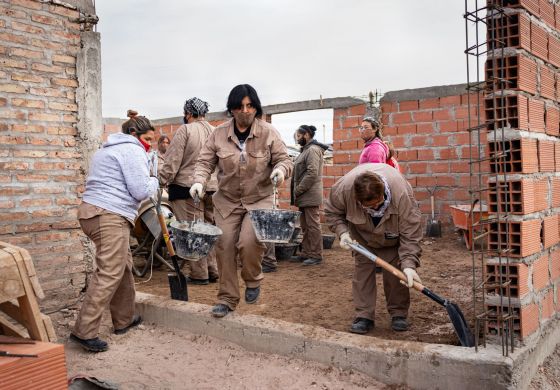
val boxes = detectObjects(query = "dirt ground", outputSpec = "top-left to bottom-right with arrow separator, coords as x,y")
61,321 -> 396,389
51,232 -> 560,388
136,234 -> 475,345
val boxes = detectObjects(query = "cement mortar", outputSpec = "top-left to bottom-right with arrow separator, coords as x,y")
135,292 -> 560,389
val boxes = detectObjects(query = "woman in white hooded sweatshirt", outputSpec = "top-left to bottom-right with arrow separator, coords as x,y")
70,111 -> 159,352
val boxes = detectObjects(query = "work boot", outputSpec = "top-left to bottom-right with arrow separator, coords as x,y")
245,286 -> 260,304
391,316 -> 409,331
209,274 -> 219,283
302,258 -> 322,266
211,304 -> 232,318
114,315 -> 143,335
349,318 -> 374,335
289,255 -> 305,263
69,334 -> 108,353
262,264 -> 277,273
187,277 -> 209,285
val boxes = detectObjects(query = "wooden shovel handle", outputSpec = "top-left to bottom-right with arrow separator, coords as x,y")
156,212 -> 176,257
348,243 -> 425,292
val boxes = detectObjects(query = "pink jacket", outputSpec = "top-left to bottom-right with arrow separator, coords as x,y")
359,138 -> 389,164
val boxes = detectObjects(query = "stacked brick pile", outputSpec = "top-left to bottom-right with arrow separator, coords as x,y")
484,0 -> 560,339
0,0 -> 86,309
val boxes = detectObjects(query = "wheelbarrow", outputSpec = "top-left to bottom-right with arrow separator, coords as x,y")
450,203 -> 489,250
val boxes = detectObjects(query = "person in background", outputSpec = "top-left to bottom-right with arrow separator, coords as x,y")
156,134 -> 170,175
324,164 -> 422,335
159,97 -> 219,285
290,125 -> 329,266
190,84 -> 293,318
358,116 -> 389,165
70,110 -> 159,352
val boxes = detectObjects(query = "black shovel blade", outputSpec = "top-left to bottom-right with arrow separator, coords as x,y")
445,301 -> 475,347
168,272 -> 188,301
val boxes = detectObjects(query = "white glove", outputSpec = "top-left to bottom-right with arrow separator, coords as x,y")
339,232 -> 356,250
189,183 -> 204,199
270,168 -> 285,185
403,268 -> 422,288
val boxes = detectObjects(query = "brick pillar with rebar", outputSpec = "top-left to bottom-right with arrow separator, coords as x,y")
485,0 -> 560,341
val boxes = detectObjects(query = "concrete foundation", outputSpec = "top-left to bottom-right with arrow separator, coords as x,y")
136,292 -> 560,390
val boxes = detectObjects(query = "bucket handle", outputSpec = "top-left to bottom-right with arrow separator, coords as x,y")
192,193 -> 202,225
272,177 -> 278,210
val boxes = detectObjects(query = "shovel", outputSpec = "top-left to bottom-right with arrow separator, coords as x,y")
348,242 -> 475,347
152,189 -> 188,301
426,187 -> 442,237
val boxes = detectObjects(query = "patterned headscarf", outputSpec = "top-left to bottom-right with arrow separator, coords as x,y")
364,174 -> 392,218
183,97 -> 209,116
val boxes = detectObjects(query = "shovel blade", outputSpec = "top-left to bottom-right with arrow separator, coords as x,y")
445,301 -> 475,347
168,273 -> 188,301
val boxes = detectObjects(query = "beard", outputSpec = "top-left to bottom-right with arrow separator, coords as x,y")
233,112 -> 256,129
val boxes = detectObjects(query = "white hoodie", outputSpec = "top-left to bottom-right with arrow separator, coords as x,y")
82,133 -> 159,222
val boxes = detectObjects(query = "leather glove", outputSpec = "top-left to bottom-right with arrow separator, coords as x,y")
339,232 -> 356,250
189,183 -> 204,199
403,268 -> 422,288
270,168 -> 285,185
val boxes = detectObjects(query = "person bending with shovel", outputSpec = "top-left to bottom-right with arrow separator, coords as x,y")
324,163 -> 422,334
190,84 -> 293,318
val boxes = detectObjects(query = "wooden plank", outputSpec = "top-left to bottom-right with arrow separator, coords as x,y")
41,314 -> 57,342
0,250 -> 25,303
0,302 -> 24,324
1,245 -> 43,300
0,314 -> 26,339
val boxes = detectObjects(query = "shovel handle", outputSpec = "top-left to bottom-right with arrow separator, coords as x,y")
156,212 -> 176,257
348,243 -> 425,292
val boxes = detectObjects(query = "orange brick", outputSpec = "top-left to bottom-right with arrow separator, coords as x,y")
530,22 -> 548,62
551,249 -> 560,280
397,123 -> 417,135
538,139 -> 555,172
528,99 -> 546,133
392,112 -> 412,125
532,253 -> 550,291
488,218 -> 542,257
543,214 -> 559,249
545,106 -> 560,136
418,98 -> 439,110
399,100 -> 418,111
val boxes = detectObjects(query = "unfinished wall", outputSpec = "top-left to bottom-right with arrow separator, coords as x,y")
0,0 -> 100,310
484,0 -> 560,340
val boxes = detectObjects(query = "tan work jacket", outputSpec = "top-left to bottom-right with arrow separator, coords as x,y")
159,121 -> 217,192
193,118 -> 293,219
324,163 -> 422,269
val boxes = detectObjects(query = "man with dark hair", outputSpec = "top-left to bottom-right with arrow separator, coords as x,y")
324,163 -> 422,334
191,84 -> 293,318
159,97 -> 219,284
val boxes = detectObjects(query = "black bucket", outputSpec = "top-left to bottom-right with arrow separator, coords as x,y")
290,226 -> 302,242
169,221 -> 222,260
322,234 -> 336,249
248,209 -> 301,243
275,243 -> 299,261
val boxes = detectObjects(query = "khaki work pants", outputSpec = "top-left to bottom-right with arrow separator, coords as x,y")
353,246 -> 410,321
262,243 -> 276,268
171,194 -> 219,280
214,205 -> 265,309
73,211 -> 136,339
299,206 -> 323,260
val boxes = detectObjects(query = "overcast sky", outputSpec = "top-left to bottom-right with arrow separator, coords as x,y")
95,0 -> 469,144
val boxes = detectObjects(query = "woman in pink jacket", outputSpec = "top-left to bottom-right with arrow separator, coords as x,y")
358,116 -> 389,164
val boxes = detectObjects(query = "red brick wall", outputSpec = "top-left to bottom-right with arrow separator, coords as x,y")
0,1 -> 88,309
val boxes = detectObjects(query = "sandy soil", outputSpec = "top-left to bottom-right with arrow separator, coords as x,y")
136,234 -> 476,345
529,345 -> 560,390
63,323 -> 397,390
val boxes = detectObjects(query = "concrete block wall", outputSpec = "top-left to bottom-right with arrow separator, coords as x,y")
485,0 -> 560,340
0,0 -> 99,310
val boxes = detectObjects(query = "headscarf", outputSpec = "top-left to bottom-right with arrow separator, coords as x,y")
364,174 -> 392,218
183,97 -> 209,116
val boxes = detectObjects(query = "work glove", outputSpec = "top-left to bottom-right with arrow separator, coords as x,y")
339,232 -> 356,250
189,183 -> 204,199
402,268 -> 422,288
270,168 -> 285,185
